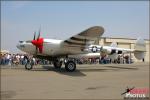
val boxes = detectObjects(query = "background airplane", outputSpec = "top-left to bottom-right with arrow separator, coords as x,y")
17,26 -> 146,72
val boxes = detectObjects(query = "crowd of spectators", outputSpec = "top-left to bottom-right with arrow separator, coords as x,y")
76,54 -> 133,64
0,53 -> 133,66
0,53 -> 50,66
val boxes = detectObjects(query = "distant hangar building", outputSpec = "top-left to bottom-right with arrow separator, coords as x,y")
99,37 -> 149,62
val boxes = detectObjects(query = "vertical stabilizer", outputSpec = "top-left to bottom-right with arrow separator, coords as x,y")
134,38 -> 146,60
110,42 -> 117,47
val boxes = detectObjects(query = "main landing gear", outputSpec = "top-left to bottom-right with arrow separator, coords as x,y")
64,60 -> 76,72
53,58 -> 76,72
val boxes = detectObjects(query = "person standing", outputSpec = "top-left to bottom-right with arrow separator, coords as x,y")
23,54 -> 29,65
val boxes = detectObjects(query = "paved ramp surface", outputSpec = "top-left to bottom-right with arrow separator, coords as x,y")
1,63 -> 149,99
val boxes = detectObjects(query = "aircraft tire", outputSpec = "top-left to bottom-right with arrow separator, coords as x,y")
25,63 -> 33,70
65,61 -> 76,72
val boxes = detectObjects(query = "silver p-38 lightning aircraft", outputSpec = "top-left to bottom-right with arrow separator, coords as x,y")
17,26 -> 146,72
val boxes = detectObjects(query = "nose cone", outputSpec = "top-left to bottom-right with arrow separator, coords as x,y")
16,41 -> 25,51
16,41 -> 36,54
16,43 -> 21,50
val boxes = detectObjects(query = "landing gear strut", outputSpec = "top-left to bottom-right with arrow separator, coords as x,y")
53,59 -> 62,69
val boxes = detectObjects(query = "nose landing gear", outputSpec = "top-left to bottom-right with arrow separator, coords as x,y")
25,61 -> 34,70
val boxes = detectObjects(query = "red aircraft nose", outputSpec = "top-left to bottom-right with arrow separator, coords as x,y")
31,38 -> 44,53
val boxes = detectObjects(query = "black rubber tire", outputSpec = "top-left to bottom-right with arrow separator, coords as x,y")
25,63 -> 33,70
53,61 -> 62,69
65,61 -> 76,72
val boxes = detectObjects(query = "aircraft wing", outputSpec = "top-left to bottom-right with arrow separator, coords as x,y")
63,26 -> 104,47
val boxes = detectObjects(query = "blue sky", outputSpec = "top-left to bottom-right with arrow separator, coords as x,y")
1,1 -> 149,53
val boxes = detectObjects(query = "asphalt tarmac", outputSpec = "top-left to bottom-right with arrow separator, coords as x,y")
1,62 -> 149,99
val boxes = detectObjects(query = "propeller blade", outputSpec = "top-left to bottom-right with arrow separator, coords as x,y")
33,32 -> 36,40
37,28 -> 41,40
